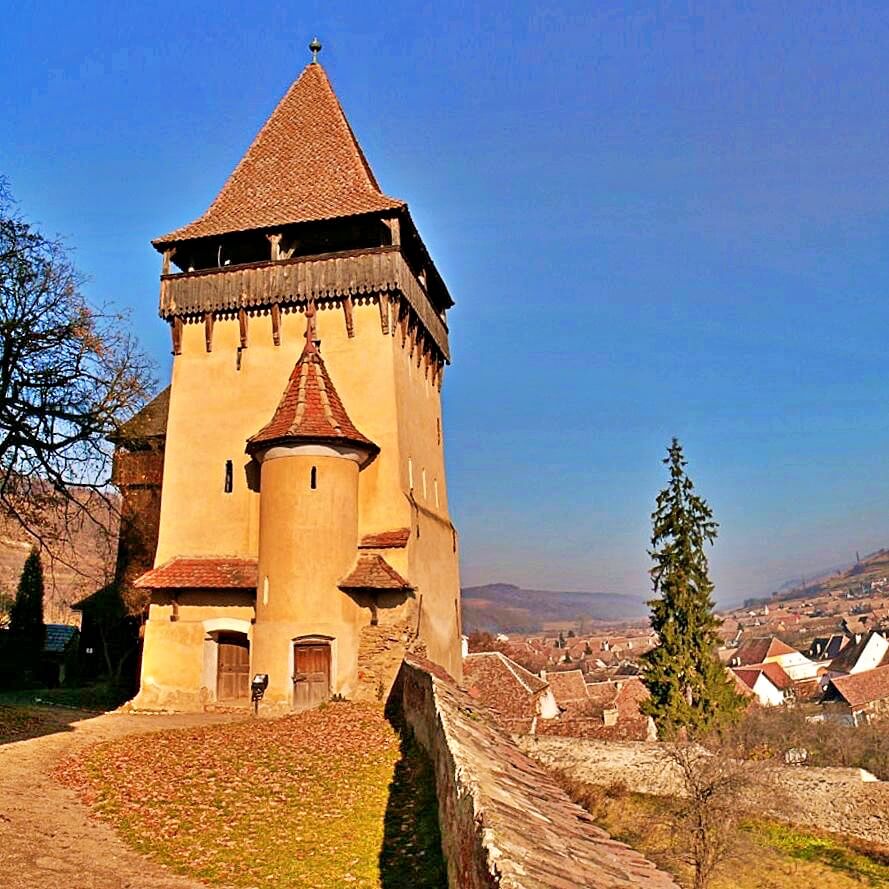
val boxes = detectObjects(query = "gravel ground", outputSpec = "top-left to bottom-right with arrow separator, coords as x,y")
0,708 -> 243,889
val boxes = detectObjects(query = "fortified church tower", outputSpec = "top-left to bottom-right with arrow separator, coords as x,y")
132,42 -> 460,710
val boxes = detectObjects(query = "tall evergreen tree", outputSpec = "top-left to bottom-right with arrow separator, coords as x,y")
641,439 -> 744,738
10,548 -> 46,676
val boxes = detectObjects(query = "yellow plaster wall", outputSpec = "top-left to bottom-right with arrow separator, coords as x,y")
252,453 -> 364,706
136,593 -> 255,709
143,291 -> 461,705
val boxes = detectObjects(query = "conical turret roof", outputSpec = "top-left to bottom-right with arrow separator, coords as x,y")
154,62 -> 403,246
246,313 -> 377,458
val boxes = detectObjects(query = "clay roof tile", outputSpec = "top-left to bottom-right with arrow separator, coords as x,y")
153,63 -> 403,246
246,328 -> 377,456
338,554 -> 412,592
134,558 -> 258,590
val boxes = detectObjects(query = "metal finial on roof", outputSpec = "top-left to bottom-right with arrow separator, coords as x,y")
309,36 -> 322,63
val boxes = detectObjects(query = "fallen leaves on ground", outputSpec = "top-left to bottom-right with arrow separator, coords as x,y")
56,701 -> 445,889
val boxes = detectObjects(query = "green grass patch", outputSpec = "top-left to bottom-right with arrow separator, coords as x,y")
748,820 -> 889,885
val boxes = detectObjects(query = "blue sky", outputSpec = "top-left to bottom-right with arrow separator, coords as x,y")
3,2 -> 888,604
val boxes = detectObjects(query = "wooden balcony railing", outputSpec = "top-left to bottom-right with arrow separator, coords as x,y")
159,246 -> 450,360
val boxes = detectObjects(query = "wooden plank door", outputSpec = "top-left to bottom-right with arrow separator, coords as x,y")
293,643 -> 331,708
217,634 -> 250,700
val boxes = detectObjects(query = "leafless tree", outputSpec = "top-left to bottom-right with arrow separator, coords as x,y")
0,177 -> 153,570
665,742 -> 767,889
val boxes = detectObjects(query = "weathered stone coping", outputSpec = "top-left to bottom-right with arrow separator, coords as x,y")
390,655 -> 679,889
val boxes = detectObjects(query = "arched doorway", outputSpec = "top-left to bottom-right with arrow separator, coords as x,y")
216,631 -> 250,701
293,636 -> 332,708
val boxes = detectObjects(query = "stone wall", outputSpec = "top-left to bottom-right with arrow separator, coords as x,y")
390,655 -> 679,889
519,736 -> 889,848
354,620 -> 426,702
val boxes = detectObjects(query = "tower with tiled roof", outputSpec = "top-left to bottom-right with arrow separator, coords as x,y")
134,43 -> 460,711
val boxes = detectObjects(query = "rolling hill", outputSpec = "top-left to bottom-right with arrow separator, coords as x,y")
461,582 -> 648,634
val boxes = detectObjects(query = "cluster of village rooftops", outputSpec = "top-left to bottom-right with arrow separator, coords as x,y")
108,46 -> 462,711
462,617 -> 889,738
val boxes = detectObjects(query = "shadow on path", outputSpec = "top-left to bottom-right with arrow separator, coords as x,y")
380,717 -> 448,888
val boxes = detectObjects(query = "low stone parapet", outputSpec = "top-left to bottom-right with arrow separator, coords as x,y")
390,655 -> 679,889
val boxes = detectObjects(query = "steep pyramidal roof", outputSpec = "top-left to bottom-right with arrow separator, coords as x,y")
154,62 -> 403,246
247,311 -> 377,456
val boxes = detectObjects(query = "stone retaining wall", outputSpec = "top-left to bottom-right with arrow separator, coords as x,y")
390,655 -> 679,889
519,736 -> 889,848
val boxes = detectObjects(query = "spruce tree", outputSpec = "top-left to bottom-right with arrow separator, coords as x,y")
10,548 -> 46,677
641,439 -> 744,738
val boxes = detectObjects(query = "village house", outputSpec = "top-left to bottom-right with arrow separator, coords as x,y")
129,48 -> 461,710
463,651 -> 559,732
729,635 -> 819,681
822,630 -> 889,682
823,664 -> 889,726
731,662 -> 793,707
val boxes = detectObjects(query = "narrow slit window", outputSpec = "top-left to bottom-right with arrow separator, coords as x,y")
224,460 -> 233,493
310,466 -> 317,490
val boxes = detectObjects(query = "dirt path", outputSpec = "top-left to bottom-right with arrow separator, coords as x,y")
0,709 -> 245,889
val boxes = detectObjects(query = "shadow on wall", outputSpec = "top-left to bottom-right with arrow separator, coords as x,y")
379,711 -> 448,889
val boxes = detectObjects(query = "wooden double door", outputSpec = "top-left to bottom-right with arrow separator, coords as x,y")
293,642 -> 331,709
216,633 -> 250,701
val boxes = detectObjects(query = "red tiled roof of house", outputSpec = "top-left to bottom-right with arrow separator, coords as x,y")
338,554 -> 412,592
359,528 -> 411,549
546,669 -> 589,703
134,557 -> 258,589
153,63 -> 403,245
463,652 -> 549,726
758,661 -> 793,689
828,664 -> 889,709
732,661 -> 792,693
247,327 -> 377,456
732,636 -> 797,666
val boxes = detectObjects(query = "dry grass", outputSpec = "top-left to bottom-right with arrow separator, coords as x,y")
58,701 -> 446,889
561,776 -> 889,888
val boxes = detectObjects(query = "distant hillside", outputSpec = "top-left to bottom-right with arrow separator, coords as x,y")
461,583 -> 648,634
748,548 -> 889,608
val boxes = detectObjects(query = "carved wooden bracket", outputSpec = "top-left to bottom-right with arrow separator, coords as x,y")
204,312 -> 215,353
378,294 -> 389,335
342,295 -> 354,337
271,303 -> 281,346
238,307 -> 248,348
171,316 -> 183,355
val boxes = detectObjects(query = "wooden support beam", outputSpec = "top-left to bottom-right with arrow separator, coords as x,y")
266,233 -> 282,261
238,308 -> 248,348
162,248 -> 176,276
384,216 -> 401,247
399,305 -> 409,348
204,312 -> 215,353
342,295 -> 354,337
271,303 -> 281,346
171,316 -> 183,356
378,294 -> 389,335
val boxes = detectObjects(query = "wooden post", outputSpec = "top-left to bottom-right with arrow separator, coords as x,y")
171,316 -> 183,356
238,308 -> 248,349
162,247 -> 176,276
271,303 -> 281,346
204,312 -> 215,353
384,216 -> 401,247
342,295 -> 354,337
378,293 -> 390,335
266,233 -> 282,261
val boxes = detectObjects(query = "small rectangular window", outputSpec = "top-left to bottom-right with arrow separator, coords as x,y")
224,460 -> 233,493
310,466 -> 317,490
